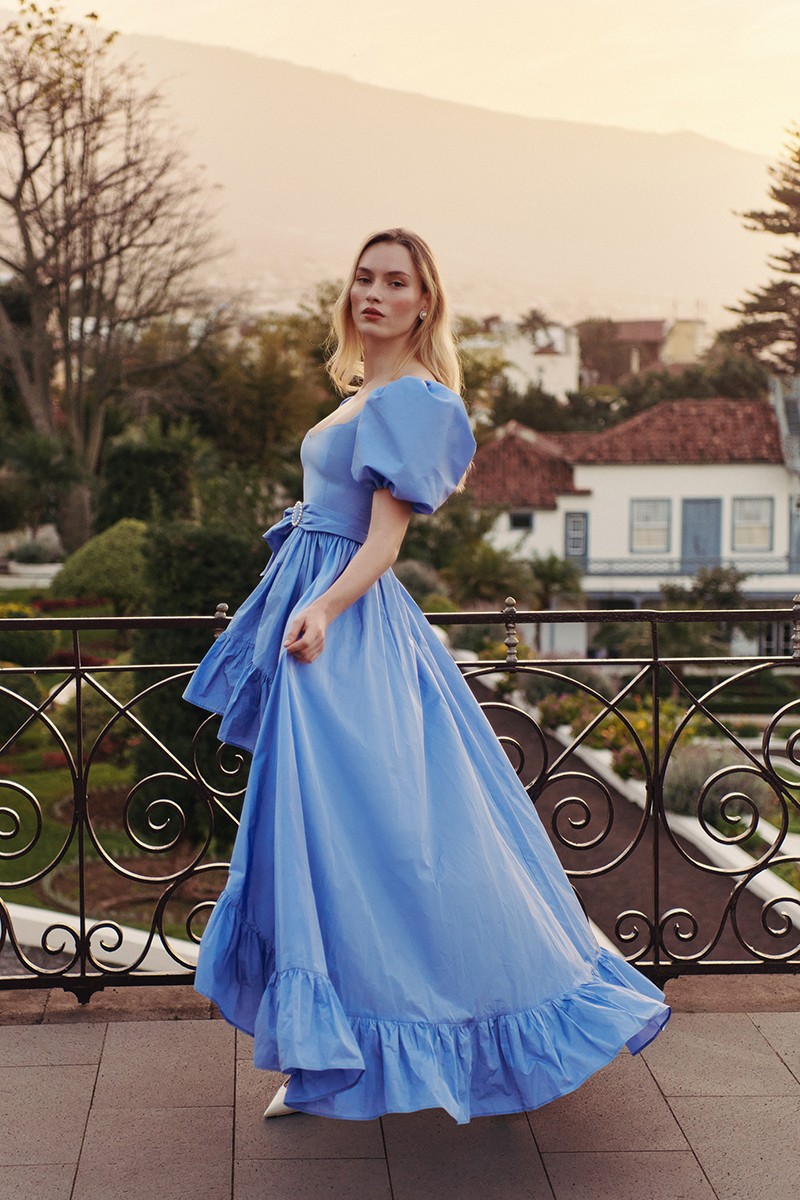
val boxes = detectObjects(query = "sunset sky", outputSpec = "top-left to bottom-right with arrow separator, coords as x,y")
55,0 -> 800,157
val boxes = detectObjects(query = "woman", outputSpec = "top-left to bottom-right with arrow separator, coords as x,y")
184,228 -> 669,1124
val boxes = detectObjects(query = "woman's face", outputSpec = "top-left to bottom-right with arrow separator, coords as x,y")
349,241 -> 427,346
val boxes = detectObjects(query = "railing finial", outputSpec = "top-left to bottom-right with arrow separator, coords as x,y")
503,596 -> 518,669
213,602 -> 229,638
792,594 -> 800,663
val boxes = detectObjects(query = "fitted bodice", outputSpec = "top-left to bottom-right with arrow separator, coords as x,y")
300,418 -> 373,529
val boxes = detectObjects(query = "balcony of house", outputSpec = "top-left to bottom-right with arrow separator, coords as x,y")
1,603 -> 800,1198
583,555 -> 800,578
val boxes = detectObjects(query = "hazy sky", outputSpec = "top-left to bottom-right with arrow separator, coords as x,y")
54,0 -> 800,157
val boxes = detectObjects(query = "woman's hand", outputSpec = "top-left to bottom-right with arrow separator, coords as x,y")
284,602 -> 329,663
283,490 -> 412,664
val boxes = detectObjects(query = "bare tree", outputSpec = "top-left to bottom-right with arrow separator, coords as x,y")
0,2 -> 219,547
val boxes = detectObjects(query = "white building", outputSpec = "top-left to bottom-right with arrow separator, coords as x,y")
500,323 -> 580,401
469,387 -> 800,655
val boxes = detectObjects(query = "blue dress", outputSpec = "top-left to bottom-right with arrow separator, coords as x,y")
185,376 -> 669,1124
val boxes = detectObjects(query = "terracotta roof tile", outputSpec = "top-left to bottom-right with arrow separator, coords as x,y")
550,398 -> 782,465
469,422 -> 588,508
614,320 -> 668,343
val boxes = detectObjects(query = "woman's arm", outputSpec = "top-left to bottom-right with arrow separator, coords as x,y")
283,488 -> 413,663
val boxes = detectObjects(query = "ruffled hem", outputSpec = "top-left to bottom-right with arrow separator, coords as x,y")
183,635 -> 270,753
195,893 -> 670,1124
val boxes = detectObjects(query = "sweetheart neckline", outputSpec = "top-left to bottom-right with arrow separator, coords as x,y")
304,410 -> 364,440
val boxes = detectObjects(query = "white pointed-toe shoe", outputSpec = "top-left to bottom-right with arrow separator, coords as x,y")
263,1082 -> 299,1119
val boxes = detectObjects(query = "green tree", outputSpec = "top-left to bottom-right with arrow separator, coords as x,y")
441,541 -> 532,607
457,316 -> 508,416
529,553 -> 583,610
575,318 -> 630,386
0,2 -> 218,548
727,124 -> 800,373
593,566 -> 748,687
95,419 -> 204,532
516,307 -> 551,342
490,379 -> 567,431
1,430 -> 77,536
401,491 -> 497,574
527,553 -> 584,649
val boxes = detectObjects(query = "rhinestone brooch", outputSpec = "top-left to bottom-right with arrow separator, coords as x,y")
290,500 -> 304,527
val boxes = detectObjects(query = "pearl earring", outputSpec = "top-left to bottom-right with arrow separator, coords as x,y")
419,310 -> 427,320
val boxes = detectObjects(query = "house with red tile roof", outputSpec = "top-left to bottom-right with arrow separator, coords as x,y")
469,390 -> 800,648
580,317 -> 708,385
502,323 -> 580,400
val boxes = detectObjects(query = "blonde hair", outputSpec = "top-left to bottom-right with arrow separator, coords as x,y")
326,228 -> 462,396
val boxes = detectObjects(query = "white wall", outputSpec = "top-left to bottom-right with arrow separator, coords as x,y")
574,462 -> 791,561
502,328 -> 580,401
483,460 -> 800,600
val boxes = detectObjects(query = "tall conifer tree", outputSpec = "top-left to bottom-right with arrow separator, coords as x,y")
729,125 -> 800,373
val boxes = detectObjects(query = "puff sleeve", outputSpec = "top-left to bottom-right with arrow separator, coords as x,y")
351,378 -> 476,515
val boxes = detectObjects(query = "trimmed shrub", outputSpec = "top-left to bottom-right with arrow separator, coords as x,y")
663,742 -> 776,819
11,541 -> 62,564
132,521 -> 267,846
50,519 -> 149,615
0,602 -> 58,666
50,653 -> 138,759
0,665 -> 44,745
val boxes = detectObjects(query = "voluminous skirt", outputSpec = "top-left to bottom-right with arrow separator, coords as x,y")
186,524 -> 669,1124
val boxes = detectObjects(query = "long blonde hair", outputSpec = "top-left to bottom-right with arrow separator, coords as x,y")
326,228 -> 462,396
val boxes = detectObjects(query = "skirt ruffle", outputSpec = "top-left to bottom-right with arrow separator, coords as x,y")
196,891 -> 668,1124
188,523 -> 670,1123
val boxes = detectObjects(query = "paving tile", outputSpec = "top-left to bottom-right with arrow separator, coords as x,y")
0,989 -> 48,1025
671,1096 -> 800,1200
236,1059 -> 385,1159
92,1018 -> 234,1108
750,1012 -> 800,1083
527,1050 -> 687,1152
642,1012 -> 799,1096
72,1105 -> 232,1200
0,1023 -> 105,1066
665,973 -> 800,1013
237,1029 -> 255,1060
43,983 -> 214,1023
382,1104 -> 535,1158
234,1159 -> 393,1199
384,1108 -> 553,1200
0,1064 -> 96,1164
0,1164 -> 76,1200
543,1151 -> 716,1200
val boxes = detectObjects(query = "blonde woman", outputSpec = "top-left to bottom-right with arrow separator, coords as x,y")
185,228 -> 669,1124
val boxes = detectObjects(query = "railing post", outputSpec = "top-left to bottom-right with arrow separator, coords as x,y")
503,596 -> 519,669
792,594 -> 800,663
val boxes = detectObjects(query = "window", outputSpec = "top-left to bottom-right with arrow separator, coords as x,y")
732,497 -> 773,552
564,512 -> 588,560
509,510 -> 534,531
630,499 -> 670,553
761,621 -> 792,657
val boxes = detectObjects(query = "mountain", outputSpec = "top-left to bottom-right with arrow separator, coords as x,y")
0,12 -> 774,327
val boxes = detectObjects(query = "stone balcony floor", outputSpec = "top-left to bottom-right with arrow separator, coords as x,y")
1,975 -> 800,1200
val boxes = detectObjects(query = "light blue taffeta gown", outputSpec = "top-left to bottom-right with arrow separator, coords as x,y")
185,376 -> 669,1124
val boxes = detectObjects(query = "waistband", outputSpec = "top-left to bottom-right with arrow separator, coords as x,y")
263,500 -> 371,556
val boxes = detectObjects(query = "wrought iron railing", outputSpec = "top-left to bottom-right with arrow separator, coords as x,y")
2,599 -> 800,1003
